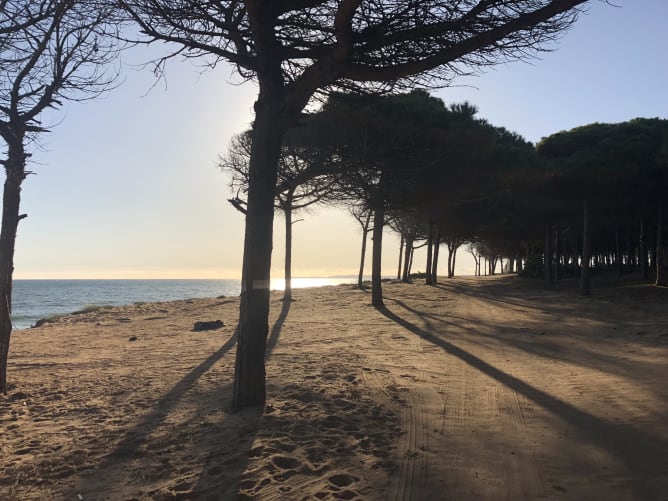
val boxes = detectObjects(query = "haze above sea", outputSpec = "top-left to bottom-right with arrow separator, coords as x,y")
12,277 -> 357,330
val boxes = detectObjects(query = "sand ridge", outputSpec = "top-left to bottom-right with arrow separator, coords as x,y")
1,276 -> 667,499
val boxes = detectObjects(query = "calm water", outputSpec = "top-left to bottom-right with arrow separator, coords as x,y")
12,277 -> 356,330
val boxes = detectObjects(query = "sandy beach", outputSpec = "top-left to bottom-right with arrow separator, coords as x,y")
1,275 -> 667,500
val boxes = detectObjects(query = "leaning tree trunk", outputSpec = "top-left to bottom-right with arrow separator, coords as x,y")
233,104 -> 285,409
371,185 -> 385,307
0,140 -> 27,394
580,200 -> 591,296
656,205 -> 667,287
357,210 -> 372,288
282,189 -> 295,302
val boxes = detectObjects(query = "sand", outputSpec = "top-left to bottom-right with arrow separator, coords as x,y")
1,275 -> 667,500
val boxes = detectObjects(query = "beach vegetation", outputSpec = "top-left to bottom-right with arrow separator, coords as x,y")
72,304 -> 113,315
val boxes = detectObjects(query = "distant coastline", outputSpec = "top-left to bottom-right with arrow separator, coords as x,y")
12,277 -> 359,330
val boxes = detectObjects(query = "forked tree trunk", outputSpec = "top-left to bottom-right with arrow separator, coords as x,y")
371,189 -> 385,307
0,140 -> 26,394
657,205 -> 667,287
357,210 -> 372,288
580,200 -> 591,296
233,106 -> 285,409
282,189 -> 295,302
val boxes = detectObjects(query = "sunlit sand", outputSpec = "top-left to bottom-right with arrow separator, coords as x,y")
2,276 -> 667,499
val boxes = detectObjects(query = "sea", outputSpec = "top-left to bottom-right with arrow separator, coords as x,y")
11,277 -> 357,330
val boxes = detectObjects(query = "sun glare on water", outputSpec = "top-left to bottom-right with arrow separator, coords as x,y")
270,277 -> 354,291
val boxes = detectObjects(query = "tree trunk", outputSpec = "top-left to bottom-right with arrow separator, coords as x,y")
371,182 -> 385,307
425,215 -> 434,285
402,235 -> 413,282
640,218 -> 648,280
397,234 -> 404,280
656,205 -> 666,286
0,140 -> 26,394
283,189 -> 295,302
431,230 -> 440,284
357,210 -> 372,288
615,228 -> 623,277
580,200 -> 591,296
553,227 -> 560,281
233,104 -> 285,409
545,222 -> 553,285
447,243 -> 454,278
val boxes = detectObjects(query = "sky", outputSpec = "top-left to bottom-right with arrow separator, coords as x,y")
11,1 -> 668,280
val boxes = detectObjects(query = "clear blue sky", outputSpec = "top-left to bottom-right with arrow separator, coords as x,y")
12,1 -> 668,279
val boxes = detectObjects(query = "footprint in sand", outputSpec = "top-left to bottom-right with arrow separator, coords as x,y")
272,455 -> 301,470
328,473 -> 359,488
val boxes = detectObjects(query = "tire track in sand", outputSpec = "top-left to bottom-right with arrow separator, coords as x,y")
362,304 -> 449,501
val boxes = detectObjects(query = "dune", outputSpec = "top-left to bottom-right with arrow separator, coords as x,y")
1,276 -> 667,500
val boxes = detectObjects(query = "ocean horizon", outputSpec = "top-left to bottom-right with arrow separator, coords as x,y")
12,277 -> 359,330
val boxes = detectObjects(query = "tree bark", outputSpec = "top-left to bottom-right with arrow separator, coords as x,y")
656,205 -> 666,286
357,210 -> 372,288
580,200 -> 591,296
0,140 -> 26,394
371,184 -> 385,307
233,102 -> 285,409
282,189 -> 295,302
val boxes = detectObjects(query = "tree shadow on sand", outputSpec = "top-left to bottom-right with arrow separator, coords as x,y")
266,297 -> 291,358
68,329 -> 262,499
376,304 -> 668,499
69,298 -> 299,500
